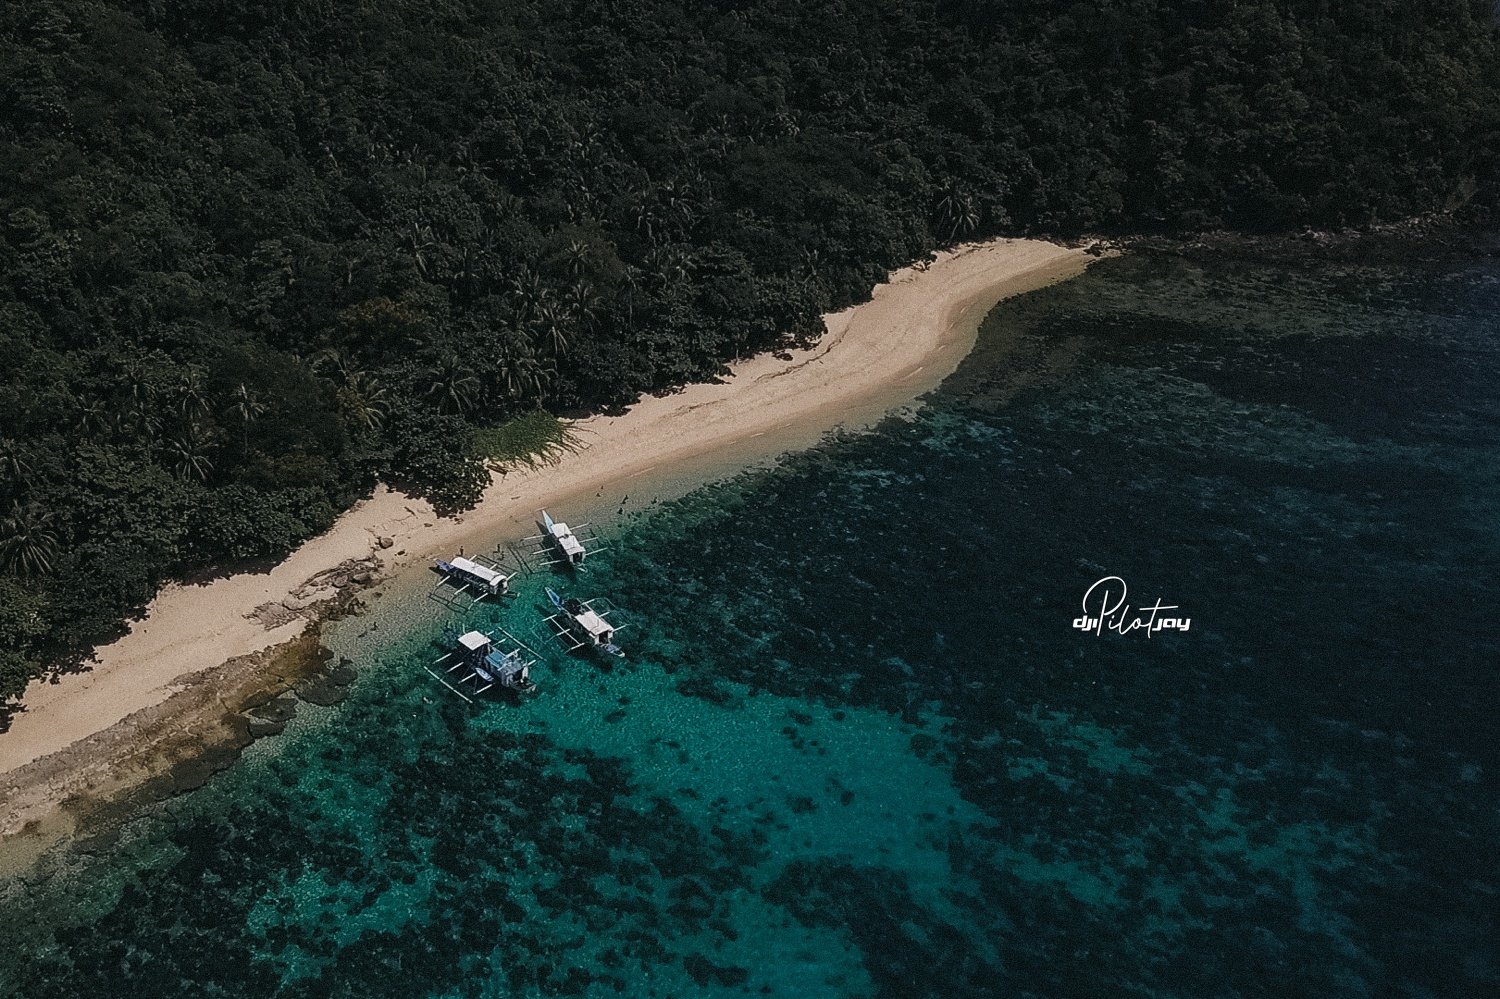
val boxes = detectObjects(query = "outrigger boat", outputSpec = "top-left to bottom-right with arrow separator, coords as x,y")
526,510 -> 605,572
544,587 -> 626,658
430,551 -> 515,608
426,626 -> 538,701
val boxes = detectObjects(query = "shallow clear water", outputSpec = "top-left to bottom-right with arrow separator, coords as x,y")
3,248 -> 1497,998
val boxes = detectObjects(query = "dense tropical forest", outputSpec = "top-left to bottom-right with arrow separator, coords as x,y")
1,0 -> 1498,709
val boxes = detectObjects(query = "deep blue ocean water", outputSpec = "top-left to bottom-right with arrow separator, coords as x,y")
2,247 -> 1497,998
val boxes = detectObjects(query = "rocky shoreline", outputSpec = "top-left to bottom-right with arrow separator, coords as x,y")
1107,204 -> 1500,265
0,573 -> 377,879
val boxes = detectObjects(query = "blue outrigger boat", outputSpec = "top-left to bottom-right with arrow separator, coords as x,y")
544,587 -> 626,658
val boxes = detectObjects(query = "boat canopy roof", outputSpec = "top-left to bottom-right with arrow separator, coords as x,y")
574,609 -> 612,638
549,522 -> 587,556
457,630 -> 490,651
450,556 -> 505,584
488,652 -> 528,679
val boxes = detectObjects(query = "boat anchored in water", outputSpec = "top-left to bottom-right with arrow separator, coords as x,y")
526,510 -> 605,571
430,550 -> 516,608
544,587 -> 627,658
426,626 -> 538,701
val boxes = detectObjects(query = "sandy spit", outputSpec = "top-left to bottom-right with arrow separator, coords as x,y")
0,237 -> 1093,848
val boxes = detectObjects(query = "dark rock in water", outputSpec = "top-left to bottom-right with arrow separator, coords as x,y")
683,953 -> 749,987
295,674 -> 352,707
245,717 -> 288,738
243,695 -> 299,737
674,673 -> 734,706
70,826 -> 122,855
167,742 -> 243,794
326,665 -> 358,686
287,651 -> 358,706
255,696 -> 298,722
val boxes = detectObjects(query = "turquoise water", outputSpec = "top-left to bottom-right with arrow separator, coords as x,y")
2,247 -> 1497,997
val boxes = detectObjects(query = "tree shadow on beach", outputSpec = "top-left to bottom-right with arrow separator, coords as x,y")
176,553 -> 285,588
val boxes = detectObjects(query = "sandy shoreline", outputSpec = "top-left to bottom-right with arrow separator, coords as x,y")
0,237 -> 1093,858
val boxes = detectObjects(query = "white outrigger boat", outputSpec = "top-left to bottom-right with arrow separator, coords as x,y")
426,626 -> 538,701
544,587 -> 626,658
430,551 -> 515,607
526,510 -> 605,571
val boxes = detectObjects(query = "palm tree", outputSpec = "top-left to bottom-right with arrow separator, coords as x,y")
339,371 -> 391,431
176,365 -> 212,421
936,187 -> 981,241
228,383 -> 266,459
0,501 -> 60,579
453,245 -> 482,299
122,360 -> 151,409
72,394 -> 110,435
496,335 -> 551,404
658,178 -> 696,233
120,361 -> 161,443
0,439 -> 31,491
617,265 -> 646,322
564,280 -> 601,331
530,302 -> 572,358
505,264 -> 548,323
634,196 -> 658,245
560,239 -> 586,276
314,351 -> 391,431
405,221 -> 437,277
645,246 -> 690,294
312,347 -> 358,383
571,181 -> 603,225
167,422 -> 219,482
423,354 -> 480,414
451,141 -> 490,178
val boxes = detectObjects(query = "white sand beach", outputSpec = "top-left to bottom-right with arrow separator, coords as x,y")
0,237 -> 1094,855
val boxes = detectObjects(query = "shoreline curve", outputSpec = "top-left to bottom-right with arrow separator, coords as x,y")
0,236 -> 1095,862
